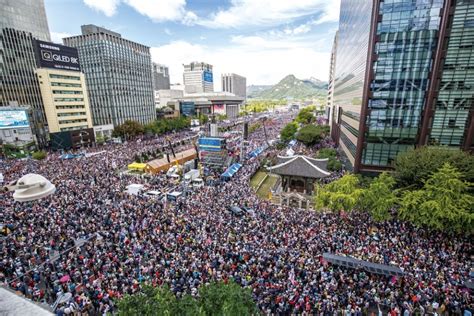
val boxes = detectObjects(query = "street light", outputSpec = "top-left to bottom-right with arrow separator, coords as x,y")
3,173 -> 56,202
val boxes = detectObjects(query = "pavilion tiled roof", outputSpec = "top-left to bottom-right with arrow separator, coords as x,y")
267,155 -> 330,179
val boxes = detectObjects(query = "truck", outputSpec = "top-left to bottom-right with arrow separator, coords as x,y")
184,169 -> 200,183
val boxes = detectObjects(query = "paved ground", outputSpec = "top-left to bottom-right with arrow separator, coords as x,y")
0,287 -> 52,316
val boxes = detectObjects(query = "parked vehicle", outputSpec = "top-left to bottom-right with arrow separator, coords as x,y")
192,178 -> 204,188
184,169 -> 200,183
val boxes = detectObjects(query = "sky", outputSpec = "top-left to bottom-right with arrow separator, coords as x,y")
44,0 -> 340,89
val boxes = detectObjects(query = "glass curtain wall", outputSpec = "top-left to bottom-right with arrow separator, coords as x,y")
362,0 -> 443,166
429,0 -> 474,147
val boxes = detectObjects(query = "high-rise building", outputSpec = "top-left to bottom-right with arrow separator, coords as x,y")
64,25 -> 155,126
152,63 -> 170,90
221,73 -> 247,100
332,0 -> 474,173
1,0 -> 51,147
183,62 -> 214,94
1,29 -> 48,147
327,31 -> 338,131
0,0 -> 51,41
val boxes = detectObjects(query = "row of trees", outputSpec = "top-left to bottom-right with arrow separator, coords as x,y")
117,282 -> 257,315
241,100 -> 286,115
112,117 -> 191,139
280,107 -> 330,146
316,147 -> 474,234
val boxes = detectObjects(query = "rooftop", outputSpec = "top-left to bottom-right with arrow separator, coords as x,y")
267,155 -> 330,179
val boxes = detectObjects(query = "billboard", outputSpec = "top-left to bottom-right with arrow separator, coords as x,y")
203,70 -> 213,83
0,110 -> 29,129
198,137 -> 224,152
34,40 -> 81,71
180,102 -> 196,116
212,104 -> 225,114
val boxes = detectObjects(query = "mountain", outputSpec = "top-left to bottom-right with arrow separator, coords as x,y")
246,84 -> 273,96
247,75 -> 327,100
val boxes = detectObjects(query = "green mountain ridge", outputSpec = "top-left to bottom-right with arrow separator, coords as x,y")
247,75 -> 327,100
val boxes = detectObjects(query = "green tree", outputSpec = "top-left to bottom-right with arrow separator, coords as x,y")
112,120 -> 145,139
359,172 -> 398,222
117,285 -> 179,316
295,110 -> 314,125
316,148 -> 342,171
296,125 -> 328,146
117,282 -> 257,316
32,150 -> 47,160
197,281 -> 258,316
393,146 -> 474,189
399,163 -> 474,233
280,122 -> 298,142
315,174 -> 363,212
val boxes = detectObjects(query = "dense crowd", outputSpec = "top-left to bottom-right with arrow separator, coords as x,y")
1,113 -> 472,315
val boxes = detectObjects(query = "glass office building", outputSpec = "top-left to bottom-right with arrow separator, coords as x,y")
332,0 -> 474,172
0,0 -> 51,41
64,25 -> 155,126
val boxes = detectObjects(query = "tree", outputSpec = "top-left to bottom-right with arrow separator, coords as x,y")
117,285 -> 179,316
359,172 -> 398,222
315,174 -> 363,212
112,120 -> 144,139
280,122 -> 298,142
296,125 -> 328,146
316,148 -> 342,171
393,146 -> 474,189
399,163 -> 474,233
116,281 -> 258,316
32,151 -> 47,160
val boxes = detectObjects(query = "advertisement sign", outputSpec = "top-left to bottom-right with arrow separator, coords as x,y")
212,104 -> 225,115
180,102 -> 196,116
0,110 -> 29,129
203,70 -> 213,83
198,137 -> 224,152
34,40 -> 81,71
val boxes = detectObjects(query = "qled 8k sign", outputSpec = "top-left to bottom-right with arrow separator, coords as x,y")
34,40 -> 81,71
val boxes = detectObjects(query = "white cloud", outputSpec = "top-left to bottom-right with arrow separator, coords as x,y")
83,0 -> 120,17
123,0 -> 186,22
164,28 -> 172,36
150,35 -> 331,88
51,32 -> 72,44
197,0 -> 338,28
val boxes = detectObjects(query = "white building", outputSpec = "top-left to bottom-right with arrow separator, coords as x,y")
157,89 -> 184,108
221,73 -> 247,100
183,62 -> 214,94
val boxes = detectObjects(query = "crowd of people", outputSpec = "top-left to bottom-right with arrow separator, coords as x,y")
0,112 -> 472,315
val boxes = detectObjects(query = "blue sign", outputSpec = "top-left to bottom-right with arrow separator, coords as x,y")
203,70 -> 213,83
198,137 -> 224,152
0,110 -> 29,129
180,102 -> 196,116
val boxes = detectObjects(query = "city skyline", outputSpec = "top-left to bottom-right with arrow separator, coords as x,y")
44,0 -> 339,87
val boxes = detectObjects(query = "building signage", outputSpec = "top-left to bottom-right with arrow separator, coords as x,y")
180,102 -> 196,116
198,137 -> 224,152
34,40 -> 81,71
0,110 -> 30,129
203,70 -> 213,83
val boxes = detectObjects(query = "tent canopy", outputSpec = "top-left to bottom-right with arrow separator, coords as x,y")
248,146 -> 266,159
221,163 -> 242,180
128,162 -> 147,171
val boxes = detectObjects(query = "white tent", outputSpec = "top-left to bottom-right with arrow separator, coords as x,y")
126,184 -> 144,195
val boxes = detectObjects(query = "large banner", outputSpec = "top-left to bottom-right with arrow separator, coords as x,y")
0,110 -> 29,129
34,40 -> 81,71
203,70 -> 213,83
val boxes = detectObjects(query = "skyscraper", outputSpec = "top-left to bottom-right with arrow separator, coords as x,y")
183,62 -> 214,94
332,0 -> 474,173
64,25 -> 155,126
221,73 -> 247,100
327,31 -> 338,131
1,0 -> 51,146
0,0 -> 51,41
152,63 -> 170,90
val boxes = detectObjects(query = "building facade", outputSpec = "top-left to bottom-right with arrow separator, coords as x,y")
221,73 -> 247,100
0,0 -> 50,41
152,63 -> 170,90
0,29 -> 48,146
327,32 -> 338,131
64,25 -> 155,127
332,0 -> 474,173
183,62 -> 214,94
36,68 -> 93,133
